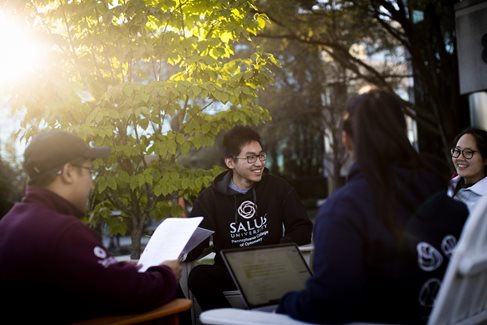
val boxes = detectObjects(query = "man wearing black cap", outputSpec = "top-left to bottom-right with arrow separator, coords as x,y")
0,130 -> 182,324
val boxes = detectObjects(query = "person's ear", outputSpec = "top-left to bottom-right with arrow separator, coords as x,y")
224,157 -> 235,169
341,130 -> 353,152
59,163 -> 76,184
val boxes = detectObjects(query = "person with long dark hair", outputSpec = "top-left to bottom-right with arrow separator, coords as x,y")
276,89 -> 468,324
449,127 -> 487,212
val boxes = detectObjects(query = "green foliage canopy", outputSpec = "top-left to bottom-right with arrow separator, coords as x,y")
11,0 -> 276,257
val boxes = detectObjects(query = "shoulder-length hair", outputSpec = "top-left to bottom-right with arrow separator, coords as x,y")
344,89 -> 426,236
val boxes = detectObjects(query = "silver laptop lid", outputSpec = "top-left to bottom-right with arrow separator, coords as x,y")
220,243 -> 312,309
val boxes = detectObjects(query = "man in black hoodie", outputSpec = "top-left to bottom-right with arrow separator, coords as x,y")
186,126 -> 312,311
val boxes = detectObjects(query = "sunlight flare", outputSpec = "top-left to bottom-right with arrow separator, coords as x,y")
0,11 -> 47,87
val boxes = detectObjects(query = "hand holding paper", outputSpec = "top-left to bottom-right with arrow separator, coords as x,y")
137,217 -> 213,272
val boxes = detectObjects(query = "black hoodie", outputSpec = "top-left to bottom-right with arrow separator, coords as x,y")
187,169 -> 312,263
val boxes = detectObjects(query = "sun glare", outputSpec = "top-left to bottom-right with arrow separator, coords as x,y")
0,11 -> 47,87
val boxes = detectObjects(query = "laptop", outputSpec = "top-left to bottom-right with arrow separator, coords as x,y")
220,243 -> 312,312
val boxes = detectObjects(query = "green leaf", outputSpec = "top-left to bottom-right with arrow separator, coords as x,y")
220,31 -> 232,44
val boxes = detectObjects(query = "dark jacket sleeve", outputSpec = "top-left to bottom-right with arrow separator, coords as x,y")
280,187 -> 312,245
277,194 -> 365,324
52,221 -> 179,314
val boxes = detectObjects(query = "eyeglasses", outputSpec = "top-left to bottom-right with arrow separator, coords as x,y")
450,147 -> 478,159
233,152 -> 267,164
72,164 -> 98,179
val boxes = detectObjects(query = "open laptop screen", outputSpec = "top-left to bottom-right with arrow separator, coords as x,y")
220,243 -> 312,309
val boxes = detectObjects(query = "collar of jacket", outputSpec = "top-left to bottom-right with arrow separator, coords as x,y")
213,168 -> 270,196
23,185 -> 85,218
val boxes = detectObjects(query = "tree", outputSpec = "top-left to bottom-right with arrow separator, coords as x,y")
257,39 -> 327,178
250,34 -> 350,192
0,132 -> 26,218
351,0 -> 469,162
9,0 -> 277,258
255,0 -> 469,173
252,0 -> 374,191
0,159 -> 22,218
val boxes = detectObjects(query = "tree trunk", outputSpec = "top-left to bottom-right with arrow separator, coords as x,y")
130,223 -> 144,260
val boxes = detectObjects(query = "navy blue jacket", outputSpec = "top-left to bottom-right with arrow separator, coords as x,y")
0,186 -> 178,324
277,164 -> 468,324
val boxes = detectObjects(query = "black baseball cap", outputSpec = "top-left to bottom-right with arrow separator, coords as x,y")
23,130 -> 111,179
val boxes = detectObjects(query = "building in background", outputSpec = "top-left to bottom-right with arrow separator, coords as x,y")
455,0 -> 487,128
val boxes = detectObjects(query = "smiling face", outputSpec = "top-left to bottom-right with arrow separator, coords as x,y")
225,140 -> 265,189
452,133 -> 487,185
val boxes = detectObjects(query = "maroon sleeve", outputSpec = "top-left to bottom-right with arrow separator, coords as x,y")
47,219 -> 178,312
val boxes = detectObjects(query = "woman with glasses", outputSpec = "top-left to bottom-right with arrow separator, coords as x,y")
449,127 -> 487,212
277,89 -> 468,324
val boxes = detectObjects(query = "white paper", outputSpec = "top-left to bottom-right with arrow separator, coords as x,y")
138,217 -> 205,272
180,227 -> 214,261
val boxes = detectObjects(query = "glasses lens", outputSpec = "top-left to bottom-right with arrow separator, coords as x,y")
246,155 -> 257,164
463,149 -> 474,159
451,148 -> 460,158
259,153 -> 267,161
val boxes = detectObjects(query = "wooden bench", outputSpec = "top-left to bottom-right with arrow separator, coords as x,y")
71,298 -> 192,325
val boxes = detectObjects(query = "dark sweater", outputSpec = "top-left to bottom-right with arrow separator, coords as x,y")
188,169 -> 312,263
0,186 -> 178,324
277,164 -> 468,324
